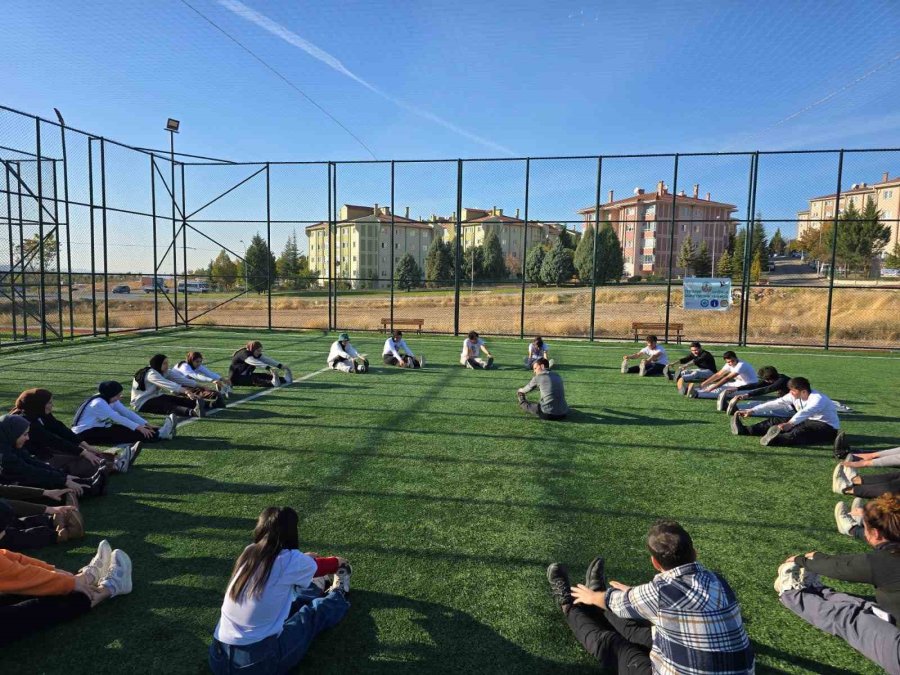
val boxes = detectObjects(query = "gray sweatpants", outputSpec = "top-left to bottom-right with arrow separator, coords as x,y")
781,587 -> 900,674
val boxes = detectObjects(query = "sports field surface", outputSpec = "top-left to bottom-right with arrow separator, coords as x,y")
2,328 -> 898,674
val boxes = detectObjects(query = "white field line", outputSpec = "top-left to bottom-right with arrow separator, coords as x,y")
177,367 -> 329,429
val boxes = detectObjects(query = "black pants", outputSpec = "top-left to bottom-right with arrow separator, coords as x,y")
0,515 -> 57,552
565,604 -> 652,673
518,399 -> 566,421
626,362 -> 665,376
232,372 -> 275,387
77,425 -> 159,445
747,417 -> 838,446
465,357 -> 491,369
48,453 -> 96,479
0,591 -> 92,647
138,394 -> 194,418
383,354 -> 420,368
850,472 -> 900,498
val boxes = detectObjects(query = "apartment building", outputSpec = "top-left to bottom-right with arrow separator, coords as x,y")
306,204 -> 438,289
441,207 -> 561,265
578,182 -> 737,277
797,171 -> 900,255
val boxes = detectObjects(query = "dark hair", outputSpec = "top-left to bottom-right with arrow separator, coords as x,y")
247,340 -> 263,353
723,350 -> 737,360
689,341 -> 702,349
788,376 -> 811,392
12,388 -> 52,418
149,353 -> 167,372
536,357 -> 550,369
228,506 -> 300,602
533,336 -> 544,348
646,519 -> 696,570
98,380 -> 123,401
757,366 -> 779,381
187,351 -> 203,364
392,330 -> 403,339
468,331 -> 479,340
646,335 -> 658,343
864,494 -> 900,542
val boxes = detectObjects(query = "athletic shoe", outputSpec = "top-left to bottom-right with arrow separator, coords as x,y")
193,398 -> 205,418
832,463 -> 854,494
687,387 -> 698,399
833,431 -> 850,460
114,444 -> 132,473
620,359 -> 628,374
665,367 -> 674,381
726,397 -> 741,416
730,415 -> 747,436
585,556 -> 607,592
79,539 -> 112,585
310,575 -> 333,593
271,372 -> 283,387
851,497 -> 865,526
214,395 -> 227,409
716,390 -> 729,412
546,563 -> 573,610
677,380 -> 687,395
486,357 -> 494,369
100,549 -> 133,597
517,392 -> 527,404
548,359 -> 554,369
158,414 -> 174,440
760,425 -> 782,446
773,560 -> 822,596
129,441 -> 142,469
638,360 -> 647,376
465,360 -> 475,369
834,502 -> 857,536
54,509 -> 85,542
419,355 -> 426,368
329,562 -> 352,595
283,368 -> 293,385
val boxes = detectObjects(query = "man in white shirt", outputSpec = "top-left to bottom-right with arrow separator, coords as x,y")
382,330 -> 423,369
689,351 -> 758,399
460,331 -> 494,369
328,333 -> 368,373
732,376 -> 841,447
621,335 -> 668,376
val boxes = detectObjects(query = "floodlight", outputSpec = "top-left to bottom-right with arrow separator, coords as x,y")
53,108 -> 65,126
166,118 -> 180,133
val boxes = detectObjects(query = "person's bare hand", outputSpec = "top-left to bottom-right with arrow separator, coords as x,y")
65,478 -> 84,496
571,584 -> 605,608
737,410 -> 752,418
46,505 -> 77,517
304,551 -> 320,558
734,394 -> 747,401
42,488 -> 73,502
805,551 -> 817,559
608,580 -> 632,593
81,450 -> 103,466
137,425 -> 154,438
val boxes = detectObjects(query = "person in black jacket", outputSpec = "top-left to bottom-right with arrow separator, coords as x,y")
723,366 -> 791,415
229,341 -> 292,387
775,492 -> 900,673
667,342 -> 716,392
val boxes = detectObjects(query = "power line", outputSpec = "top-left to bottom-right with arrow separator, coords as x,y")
177,0 -> 378,160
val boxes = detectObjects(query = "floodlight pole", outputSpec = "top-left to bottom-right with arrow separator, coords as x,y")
167,123 -> 179,327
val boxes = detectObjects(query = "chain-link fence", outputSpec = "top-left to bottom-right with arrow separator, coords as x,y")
1,103 -> 898,350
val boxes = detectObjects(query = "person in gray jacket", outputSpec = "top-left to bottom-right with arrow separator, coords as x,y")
517,358 -> 569,421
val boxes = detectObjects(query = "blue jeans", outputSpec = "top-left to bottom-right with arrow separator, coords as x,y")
208,586 -> 350,674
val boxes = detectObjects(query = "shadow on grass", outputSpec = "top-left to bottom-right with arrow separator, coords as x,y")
751,641 -> 858,675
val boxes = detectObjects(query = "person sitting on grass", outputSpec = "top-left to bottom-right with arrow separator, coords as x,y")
73,380 -> 167,447
621,335 -> 668,377
547,519 -> 754,673
11,388 -> 117,477
132,353 -> 207,422
667,341 -> 716,388
517,358 -> 569,421
731,376 -> 840,447
209,506 -> 351,674
0,486 -> 82,551
524,336 -> 554,369
382,330 -> 423,369
723,366 -> 791,415
328,333 -> 369,373
0,415 -> 100,499
774,492 -> 900,674
230,341 -> 293,387
174,351 -> 233,398
0,539 -> 132,647
689,351 -> 758,399
461,331 -> 494,369
833,461 -> 900,501
166,357 -> 226,410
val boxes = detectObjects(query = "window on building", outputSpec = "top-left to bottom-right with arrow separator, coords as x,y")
644,205 -> 656,218
884,190 -> 894,199
380,242 -> 385,248
395,243 -> 400,249
681,224 -> 686,232
352,256 -> 357,262
642,222 -> 655,231
644,238 -> 656,248
694,225 -> 700,233
642,254 -> 655,264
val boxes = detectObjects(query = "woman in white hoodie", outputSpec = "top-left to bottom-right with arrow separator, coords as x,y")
131,354 -> 205,420
174,351 -> 232,398
72,381 -> 171,443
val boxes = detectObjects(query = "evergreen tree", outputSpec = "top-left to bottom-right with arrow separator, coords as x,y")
209,249 -> 238,289
716,249 -> 733,277
462,246 -> 484,281
693,241 -> 712,277
573,223 -> 596,283
596,222 -> 624,283
750,217 -> 768,261
394,253 -> 422,291
768,228 -> 786,256
276,232 -> 304,288
525,244 -> 546,284
750,250 -> 763,282
884,241 -> 900,268
424,236 -> 453,285
837,197 -> 890,277
677,236 -> 696,276
243,233 -> 277,293
481,231 -> 507,281
539,239 -> 576,286
558,226 -> 575,251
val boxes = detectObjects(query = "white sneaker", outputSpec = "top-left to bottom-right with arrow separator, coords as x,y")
760,425 -> 782,446
548,358 -> 555,369
329,562 -> 352,594
100,549 -> 133,597
638,360 -> 647,376
834,502 -> 857,536
773,560 -> 822,596
726,396 -> 741,416
79,539 -> 112,585
419,355 -> 425,368
465,360 -> 475,369
271,372 -> 283,387
158,414 -> 175,440
716,390 -> 729,412
283,368 -> 293,385
310,575 -> 333,593
620,359 -> 628,374
832,463 -> 856,494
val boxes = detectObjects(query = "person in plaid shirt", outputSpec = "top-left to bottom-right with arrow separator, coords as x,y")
547,520 -> 754,673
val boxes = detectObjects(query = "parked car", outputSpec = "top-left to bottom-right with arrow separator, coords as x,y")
112,284 -> 131,294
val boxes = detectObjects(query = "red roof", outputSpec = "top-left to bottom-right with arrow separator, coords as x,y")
578,192 -> 736,214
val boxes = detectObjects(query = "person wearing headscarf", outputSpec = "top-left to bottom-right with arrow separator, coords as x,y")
230,341 -> 292,386
164,353 -> 226,409
131,354 -> 205,422
11,389 -> 108,478
73,381 -> 168,445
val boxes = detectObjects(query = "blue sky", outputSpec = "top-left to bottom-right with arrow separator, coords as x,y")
2,0 -> 899,271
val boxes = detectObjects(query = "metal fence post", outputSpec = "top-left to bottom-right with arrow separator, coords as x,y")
181,163 -> 188,326
519,158 -> 530,339
150,156 -> 159,330
51,160 -> 63,338
326,162 -> 332,332
87,143 -> 97,335
100,138 -> 109,336
266,162 -> 272,330
390,160 -> 395,330
589,157 -> 602,341
739,153 -> 758,346
453,159 -> 462,336
35,119 -> 47,343
4,165 -> 17,340
170,134 -> 178,328
58,122 -> 74,339
663,154 -> 680,343
332,163 -> 338,330
16,161 -> 26,339
737,154 -> 754,346
824,150 -> 845,349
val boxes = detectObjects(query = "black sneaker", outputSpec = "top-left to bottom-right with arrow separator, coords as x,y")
833,431 -> 850,460
486,357 -> 494,369
585,556 -> 607,592
546,563 -> 573,610
665,367 -> 674,381
730,415 -> 747,436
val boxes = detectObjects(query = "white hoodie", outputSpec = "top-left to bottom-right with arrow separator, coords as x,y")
72,397 -> 147,434
131,368 -> 186,411
327,340 -> 359,366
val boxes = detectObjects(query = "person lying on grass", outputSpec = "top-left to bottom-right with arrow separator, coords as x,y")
382,330 -> 423,369
328,333 -> 369,373
230,341 -> 293,387
731,376 -> 840,447
0,539 -> 131,647
667,341 -> 716,388
174,351 -> 233,398
460,331 -> 494,369
547,519 -> 754,673
0,484 -> 82,551
722,365 -> 791,415
687,350 -> 757,399
73,380 -> 167,448
210,506 -> 351,675
621,335 -> 668,377
524,336 -> 554,369
775,492 -> 900,674
517,358 -> 569,421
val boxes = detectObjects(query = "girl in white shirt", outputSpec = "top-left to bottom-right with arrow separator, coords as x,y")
131,354 -> 204,420
209,506 -> 351,674
174,351 -> 232,398
73,380 -> 170,444
524,336 -> 553,369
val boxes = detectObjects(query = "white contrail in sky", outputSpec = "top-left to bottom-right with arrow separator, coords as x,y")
218,0 -> 517,156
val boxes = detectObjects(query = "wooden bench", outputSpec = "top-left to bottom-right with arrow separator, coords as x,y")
381,318 -> 425,334
631,321 -> 684,344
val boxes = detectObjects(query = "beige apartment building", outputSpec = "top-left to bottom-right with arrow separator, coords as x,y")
797,171 -> 900,256
306,204 -> 438,289
578,182 -> 737,278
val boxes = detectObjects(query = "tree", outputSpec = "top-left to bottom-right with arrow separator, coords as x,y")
693,241 -> 712,277
716,249 -> 733,277
539,239 -> 575,286
573,224 -> 595,283
558,226 -> 576,251
750,250 -> 763,282
209,249 -> 238,290
525,244 -> 546,284
15,232 -> 58,271
481,231 -> 507,281
836,197 -> 890,277
596,223 -> 624,284
243,233 -> 277,293
276,232 -> 301,283
768,228 -> 786,256
394,253 -> 422,291
677,236 -> 696,276
462,246 -> 484,281
424,236 -> 453,285
504,252 -> 522,278
884,241 -> 900,268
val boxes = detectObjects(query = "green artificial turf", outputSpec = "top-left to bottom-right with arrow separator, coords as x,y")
1,328 -> 898,674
